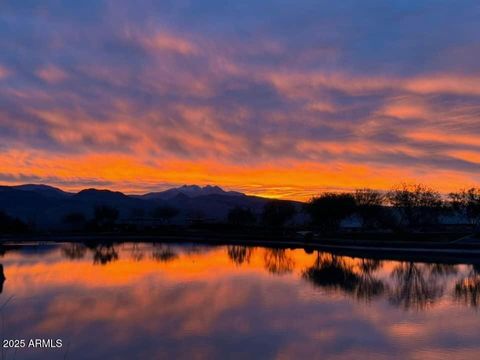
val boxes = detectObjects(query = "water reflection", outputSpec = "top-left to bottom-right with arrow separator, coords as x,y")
263,248 -> 295,275
298,251 -> 469,310
2,242 -> 480,359
455,265 -> 480,308
62,243 -> 87,260
152,244 -> 178,262
428,263 -> 458,277
389,262 -> 444,310
130,243 -> 145,262
91,243 -> 119,265
356,259 -> 387,301
227,246 -> 253,266
302,252 -> 386,302
55,243 -> 480,311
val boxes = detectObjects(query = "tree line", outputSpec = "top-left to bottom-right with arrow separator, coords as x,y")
229,184 -> 480,233
304,184 -> 480,232
1,183 -> 479,234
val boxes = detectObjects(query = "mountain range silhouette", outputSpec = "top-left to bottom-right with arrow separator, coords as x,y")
0,184 -> 296,228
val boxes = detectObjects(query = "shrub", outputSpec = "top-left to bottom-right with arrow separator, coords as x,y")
262,200 -> 296,228
227,207 -> 256,226
386,184 -> 444,228
306,193 -> 356,232
449,188 -> 480,226
354,189 -> 385,229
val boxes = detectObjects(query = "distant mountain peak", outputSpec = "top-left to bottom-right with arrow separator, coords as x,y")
141,184 -> 244,200
180,184 -> 201,190
12,184 -> 71,198
76,188 -> 127,197
14,184 -> 63,191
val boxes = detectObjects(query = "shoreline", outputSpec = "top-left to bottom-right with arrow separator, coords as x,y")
1,232 -> 480,264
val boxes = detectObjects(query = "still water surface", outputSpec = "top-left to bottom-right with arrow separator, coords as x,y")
0,242 -> 480,359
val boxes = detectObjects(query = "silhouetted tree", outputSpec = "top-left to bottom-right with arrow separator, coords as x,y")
354,189 -> 385,229
449,188 -> 480,227
152,205 -> 179,224
62,212 -> 86,231
386,184 -> 444,228
227,246 -> 253,265
0,211 -> 28,234
306,193 -> 356,232
92,205 -> 119,230
227,207 -> 256,226
261,200 -> 296,229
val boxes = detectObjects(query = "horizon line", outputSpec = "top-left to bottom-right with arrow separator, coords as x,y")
2,181 -> 478,202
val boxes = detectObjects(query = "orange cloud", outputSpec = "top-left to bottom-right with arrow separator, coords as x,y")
448,150 -> 480,165
2,34 -> 480,201
1,146 -> 478,200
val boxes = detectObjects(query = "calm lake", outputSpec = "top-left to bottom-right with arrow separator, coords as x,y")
1,242 -> 479,359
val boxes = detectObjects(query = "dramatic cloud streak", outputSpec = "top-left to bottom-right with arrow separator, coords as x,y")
0,0 -> 479,199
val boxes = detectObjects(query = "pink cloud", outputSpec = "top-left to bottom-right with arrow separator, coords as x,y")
146,33 -> 197,55
0,65 -> 10,79
403,75 -> 480,96
123,27 -> 197,56
36,65 -> 68,83
264,70 -> 480,99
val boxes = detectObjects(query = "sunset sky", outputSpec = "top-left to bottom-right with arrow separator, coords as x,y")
1,1 -> 480,200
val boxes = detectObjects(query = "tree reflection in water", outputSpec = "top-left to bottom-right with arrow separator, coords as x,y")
389,262 -> 444,310
152,244 -> 178,263
454,264 -> 480,308
61,243 -> 87,260
356,259 -> 387,301
54,241 -> 480,311
359,258 -> 383,274
92,244 -> 119,265
227,246 -> 253,266
302,253 -> 386,301
263,248 -> 295,275
130,244 -> 145,262
427,263 -> 458,277
302,255 -> 458,308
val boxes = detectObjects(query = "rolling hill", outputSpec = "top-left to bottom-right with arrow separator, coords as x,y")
0,184 -> 302,229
